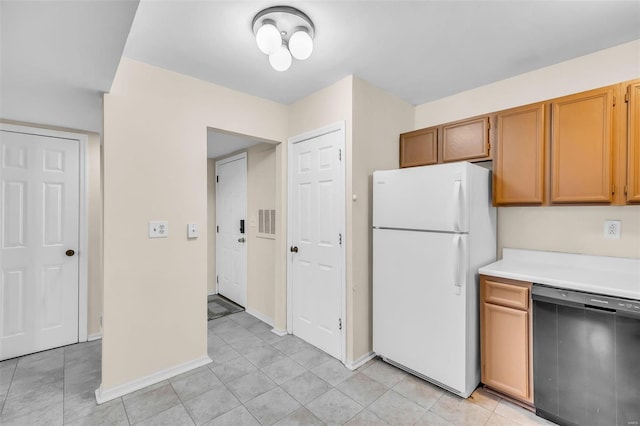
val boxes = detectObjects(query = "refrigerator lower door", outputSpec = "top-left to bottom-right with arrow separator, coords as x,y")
373,228 -> 474,396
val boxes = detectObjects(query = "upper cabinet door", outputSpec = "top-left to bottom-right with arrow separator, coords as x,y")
627,81 -> 640,203
551,86 -> 615,203
494,103 -> 546,205
442,116 -> 490,163
399,127 -> 438,168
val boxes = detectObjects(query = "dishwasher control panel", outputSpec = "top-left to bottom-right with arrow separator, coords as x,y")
532,284 -> 640,315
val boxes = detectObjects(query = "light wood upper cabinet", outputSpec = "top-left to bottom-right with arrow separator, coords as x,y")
480,276 -> 533,404
494,103 -> 546,205
550,86 -> 615,203
442,116 -> 491,163
626,80 -> 640,203
399,127 -> 438,168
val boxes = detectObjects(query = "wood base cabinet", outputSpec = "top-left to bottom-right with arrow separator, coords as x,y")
480,275 -> 533,404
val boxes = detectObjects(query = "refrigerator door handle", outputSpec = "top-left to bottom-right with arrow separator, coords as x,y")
453,179 -> 463,232
452,234 -> 464,295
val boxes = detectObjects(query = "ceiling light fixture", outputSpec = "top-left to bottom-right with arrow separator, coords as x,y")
252,6 -> 315,72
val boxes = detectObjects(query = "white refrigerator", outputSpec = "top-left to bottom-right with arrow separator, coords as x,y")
372,162 -> 496,398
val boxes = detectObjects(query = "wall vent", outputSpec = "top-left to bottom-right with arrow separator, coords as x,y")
258,209 -> 276,239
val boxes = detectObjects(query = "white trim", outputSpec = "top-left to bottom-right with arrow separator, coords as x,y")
271,328 -> 288,337
0,123 -> 90,343
245,308 -> 274,327
87,333 -> 102,342
345,352 -> 376,371
95,356 -> 212,404
286,121 -> 347,364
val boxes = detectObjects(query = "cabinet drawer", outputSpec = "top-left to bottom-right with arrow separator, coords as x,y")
483,280 -> 529,310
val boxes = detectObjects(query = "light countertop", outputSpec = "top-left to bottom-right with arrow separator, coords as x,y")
479,248 -> 640,300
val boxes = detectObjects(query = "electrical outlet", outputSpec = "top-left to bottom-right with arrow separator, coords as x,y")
149,221 -> 169,238
604,220 -> 621,240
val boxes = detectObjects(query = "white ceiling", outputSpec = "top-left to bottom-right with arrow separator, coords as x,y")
0,0 -> 139,133
124,1 -> 640,106
1,1 -> 639,149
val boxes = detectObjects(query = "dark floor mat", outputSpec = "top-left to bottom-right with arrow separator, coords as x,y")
208,294 -> 244,321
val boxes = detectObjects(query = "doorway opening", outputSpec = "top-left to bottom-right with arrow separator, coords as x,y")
206,128 -> 279,326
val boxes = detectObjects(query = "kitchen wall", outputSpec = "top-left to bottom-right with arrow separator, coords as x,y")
414,40 -> 640,259
350,77 -> 414,363
0,119 -> 104,337
101,58 -> 287,394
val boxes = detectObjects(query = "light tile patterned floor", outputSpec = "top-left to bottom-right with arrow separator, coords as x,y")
0,312 -> 556,425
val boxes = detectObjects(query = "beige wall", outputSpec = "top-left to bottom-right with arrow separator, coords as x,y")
414,40 -> 640,260
247,143 -> 277,322
498,206 -> 640,258
0,119 -> 104,337
102,58 -> 287,391
350,77 -> 414,361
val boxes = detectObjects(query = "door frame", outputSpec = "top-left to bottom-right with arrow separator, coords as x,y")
286,121 -> 346,363
0,123 -> 89,342
214,151 -> 248,303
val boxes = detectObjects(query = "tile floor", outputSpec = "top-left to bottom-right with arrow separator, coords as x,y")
0,312 -> 556,425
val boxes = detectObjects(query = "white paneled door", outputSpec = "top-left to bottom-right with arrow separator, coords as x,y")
0,130 -> 80,361
289,126 -> 345,360
216,154 -> 247,307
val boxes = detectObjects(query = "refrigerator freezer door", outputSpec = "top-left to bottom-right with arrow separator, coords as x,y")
373,228 -> 473,396
373,163 -> 469,232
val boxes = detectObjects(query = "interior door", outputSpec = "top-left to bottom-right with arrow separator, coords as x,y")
290,128 -> 344,360
215,154 -> 247,307
0,130 -> 80,361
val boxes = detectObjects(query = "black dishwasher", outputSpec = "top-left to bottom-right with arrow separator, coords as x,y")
532,284 -> 640,426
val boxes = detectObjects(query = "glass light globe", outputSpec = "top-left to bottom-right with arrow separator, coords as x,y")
269,45 -> 292,71
256,21 -> 281,55
289,29 -> 313,60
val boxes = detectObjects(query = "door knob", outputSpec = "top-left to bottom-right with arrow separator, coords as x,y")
65,249 -> 75,257
238,237 -> 246,243
290,246 -> 298,253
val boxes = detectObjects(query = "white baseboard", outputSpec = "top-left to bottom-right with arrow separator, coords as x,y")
245,308 -> 274,327
345,351 -> 376,371
271,328 -> 287,337
95,356 -> 212,404
87,333 -> 102,342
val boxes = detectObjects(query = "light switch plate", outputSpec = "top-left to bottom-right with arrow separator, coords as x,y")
149,221 -> 169,238
187,223 -> 198,238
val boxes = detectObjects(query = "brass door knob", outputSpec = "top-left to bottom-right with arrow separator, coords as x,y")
65,249 -> 75,257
